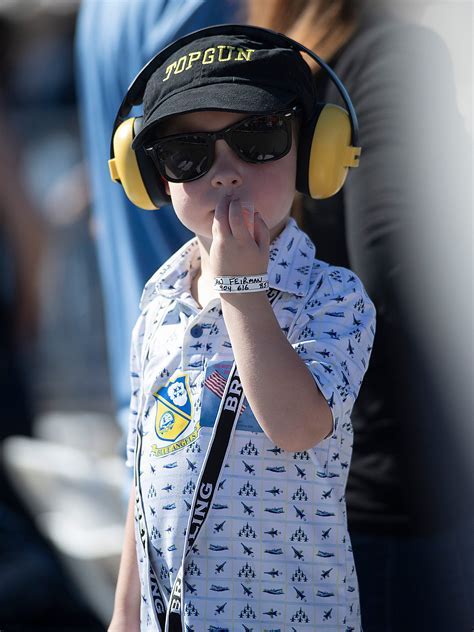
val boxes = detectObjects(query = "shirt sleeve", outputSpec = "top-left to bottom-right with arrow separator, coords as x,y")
288,267 -> 376,443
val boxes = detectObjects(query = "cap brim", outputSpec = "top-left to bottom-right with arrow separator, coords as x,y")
132,82 -> 297,149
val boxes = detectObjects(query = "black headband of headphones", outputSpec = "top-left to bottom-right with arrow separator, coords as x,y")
110,23 -> 359,158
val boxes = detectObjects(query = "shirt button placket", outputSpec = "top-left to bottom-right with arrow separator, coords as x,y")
183,317 -> 206,370
183,302 -> 219,369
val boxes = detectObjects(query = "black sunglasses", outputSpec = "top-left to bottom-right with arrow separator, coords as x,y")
144,109 -> 298,183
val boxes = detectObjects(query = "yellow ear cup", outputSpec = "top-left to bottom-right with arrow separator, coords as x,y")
308,104 -> 361,199
108,118 -> 157,210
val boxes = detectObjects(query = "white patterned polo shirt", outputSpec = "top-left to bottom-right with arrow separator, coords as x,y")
127,217 -> 376,631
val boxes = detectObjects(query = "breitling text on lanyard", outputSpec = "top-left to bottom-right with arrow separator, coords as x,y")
134,288 -> 283,632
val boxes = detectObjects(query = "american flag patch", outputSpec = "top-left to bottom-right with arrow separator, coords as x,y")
205,370 -> 247,414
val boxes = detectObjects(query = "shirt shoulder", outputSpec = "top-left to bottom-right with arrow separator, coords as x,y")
287,259 -> 376,363
306,258 -> 374,310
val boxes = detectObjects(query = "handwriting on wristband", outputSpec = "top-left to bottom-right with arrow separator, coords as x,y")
213,274 -> 269,294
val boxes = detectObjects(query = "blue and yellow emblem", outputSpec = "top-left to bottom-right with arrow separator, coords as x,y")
151,373 -> 200,457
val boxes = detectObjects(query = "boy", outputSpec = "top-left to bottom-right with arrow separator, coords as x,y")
109,27 -> 375,632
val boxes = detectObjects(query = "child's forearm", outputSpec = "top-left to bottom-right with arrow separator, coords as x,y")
109,482 -> 141,631
221,291 -> 332,451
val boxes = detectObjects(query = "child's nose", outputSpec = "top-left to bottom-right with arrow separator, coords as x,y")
210,139 -> 243,189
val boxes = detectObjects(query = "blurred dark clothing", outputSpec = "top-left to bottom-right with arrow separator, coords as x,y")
0,14 -> 105,630
0,298 -> 33,439
0,265 -> 104,629
0,506 -> 104,631
352,519 -> 474,631
305,7 -> 473,536
303,8 -> 473,630
0,307 -> 104,630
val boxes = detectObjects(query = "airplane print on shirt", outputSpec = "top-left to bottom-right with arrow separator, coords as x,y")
127,218 -> 375,630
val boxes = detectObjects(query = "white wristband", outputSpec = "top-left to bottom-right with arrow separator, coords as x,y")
213,274 -> 269,294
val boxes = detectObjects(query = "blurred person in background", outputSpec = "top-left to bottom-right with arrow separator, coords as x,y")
0,11 -> 105,630
244,1 -> 473,630
0,22 -> 42,443
75,0 -> 236,463
0,13 -> 45,569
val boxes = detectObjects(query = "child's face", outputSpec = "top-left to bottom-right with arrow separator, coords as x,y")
161,110 -> 297,242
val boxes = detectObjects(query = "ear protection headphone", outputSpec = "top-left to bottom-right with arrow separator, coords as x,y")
109,24 -> 361,210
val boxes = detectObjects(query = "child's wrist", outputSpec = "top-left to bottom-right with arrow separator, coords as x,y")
213,273 -> 269,294
219,289 -> 272,319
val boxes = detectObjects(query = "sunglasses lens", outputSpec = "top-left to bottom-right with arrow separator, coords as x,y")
148,112 -> 294,183
155,135 -> 211,181
229,114 -> 291,162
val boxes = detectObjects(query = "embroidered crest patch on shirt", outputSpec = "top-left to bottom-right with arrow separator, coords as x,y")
151,372 -> 200,457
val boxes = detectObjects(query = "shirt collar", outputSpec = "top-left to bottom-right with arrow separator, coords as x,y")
139,238 -> 200,310
140,217 -> 316,310
267,217 -> 316,297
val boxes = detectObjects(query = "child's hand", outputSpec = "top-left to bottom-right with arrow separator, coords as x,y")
210,196 -> 270,277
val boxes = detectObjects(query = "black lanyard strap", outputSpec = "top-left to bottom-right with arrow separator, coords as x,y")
166,362 -> 246,630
